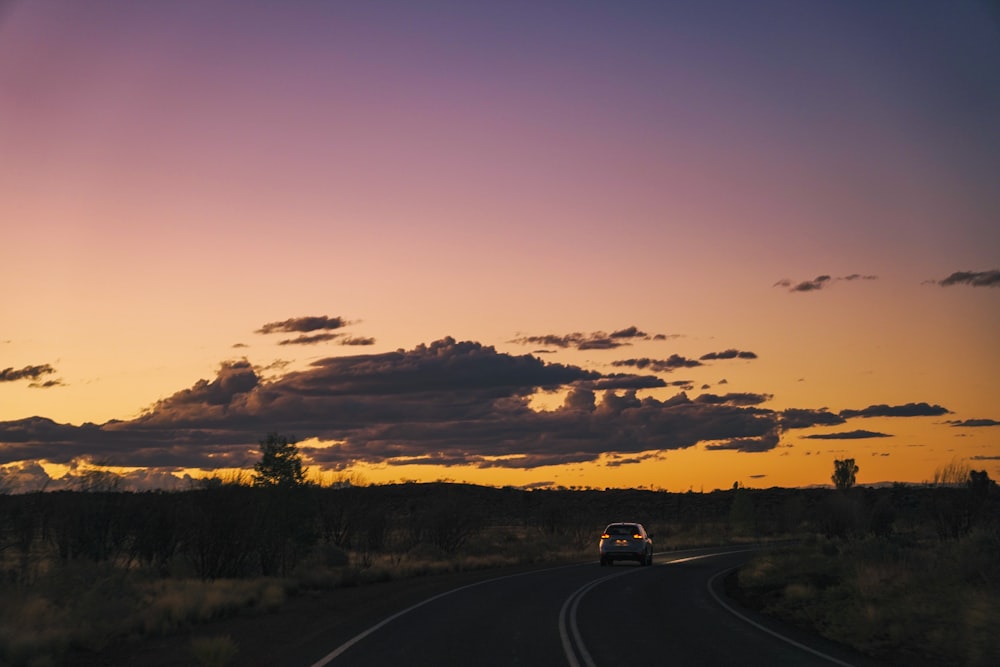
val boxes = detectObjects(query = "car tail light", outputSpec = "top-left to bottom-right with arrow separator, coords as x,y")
632,533 -> 642,539
600,533 -> 610,539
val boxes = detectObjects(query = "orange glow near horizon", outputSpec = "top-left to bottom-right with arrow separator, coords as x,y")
1,2 -> 998,492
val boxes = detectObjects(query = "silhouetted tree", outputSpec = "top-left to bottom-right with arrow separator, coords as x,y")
832,458 -> 859,490
967,469 -> 992,496
253,433 -> 306,488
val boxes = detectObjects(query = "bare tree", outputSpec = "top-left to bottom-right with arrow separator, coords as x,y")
932,458 -> 970,486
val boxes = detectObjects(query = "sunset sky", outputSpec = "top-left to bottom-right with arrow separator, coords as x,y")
2,0 -> 998,493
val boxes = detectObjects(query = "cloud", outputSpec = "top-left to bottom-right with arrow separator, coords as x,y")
509,326 -> 667,351
666,380 -> 696,391
584,374 -> 667,391
945,418 -> 1000,427
693,392 -> 772,406
29,379 -> 65,389
562,387 -> 597,412
0,339 -> 787,474
508,334 -> 580,349
278,333 -> 341,346
839,402 -> 950,418
705,432 -> 780,452
611,355 -> 702,372
699,349 -> 758,361
0,364 -> 57,383
775,275 -> 830,292
146,359 -> 260,410
933,270 -> 1000,288
780,408 -> 846,430
0,461 -> 53,492
609,326 -> 650,340
0,336 -> 959,487
519,481 -> 556,490
255,315 -> 374,346
774,274 -> 877,292
604,452 -> 661,467
256,315 -> 348,334
340,336 -> 376,346
804,430 -> 892,440
0,460 -> 196,493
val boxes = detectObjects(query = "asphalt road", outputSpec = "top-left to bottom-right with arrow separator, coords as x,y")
305,546 -> 883,667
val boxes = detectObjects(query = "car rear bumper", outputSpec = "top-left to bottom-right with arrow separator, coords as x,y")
600,549 -> 646,561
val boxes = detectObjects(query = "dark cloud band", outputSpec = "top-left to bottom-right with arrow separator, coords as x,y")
0,364 -> 56,383
839,402 -> 950,419
509,326 -> 669,351
0,339 -> 787,472
256,315 -> 348,334
774,274 -> 877,292
935,270 -> 1000,288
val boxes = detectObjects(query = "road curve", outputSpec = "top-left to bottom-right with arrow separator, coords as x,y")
306,546 -> 883,667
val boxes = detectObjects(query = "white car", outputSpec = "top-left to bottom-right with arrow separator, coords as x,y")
599,522 -> 653,566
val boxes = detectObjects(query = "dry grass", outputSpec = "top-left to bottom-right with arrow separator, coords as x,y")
0,566 -> 292,667
189,635 -> 238,667
737,529 -> 1000,666
0,529 -> 595,667
139,578 -> 288,633
0,508 -> 820,666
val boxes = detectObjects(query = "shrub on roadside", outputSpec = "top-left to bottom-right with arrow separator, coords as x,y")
190,634 -> 238,667
738,531 -> 999,666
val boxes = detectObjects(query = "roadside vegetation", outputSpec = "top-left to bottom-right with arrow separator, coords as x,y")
0,440 -> 996,666
735,459 -> 999,667
0,478 -> 784,666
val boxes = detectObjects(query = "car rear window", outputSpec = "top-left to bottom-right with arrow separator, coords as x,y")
607,525 -> 638,535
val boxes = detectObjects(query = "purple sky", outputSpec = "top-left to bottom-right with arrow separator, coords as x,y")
1,1 -> 998,491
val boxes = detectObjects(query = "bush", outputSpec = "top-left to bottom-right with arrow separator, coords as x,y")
738,532 -> 999,666
190,635 -> 238,667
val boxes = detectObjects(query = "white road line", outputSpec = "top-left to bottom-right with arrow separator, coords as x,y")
668,549 -> 756,564
312,547 -> 799,667
559,570 -> 634,667
559,550 -> 757,667
707,568 -> 856,667
310,564 -> 578,667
